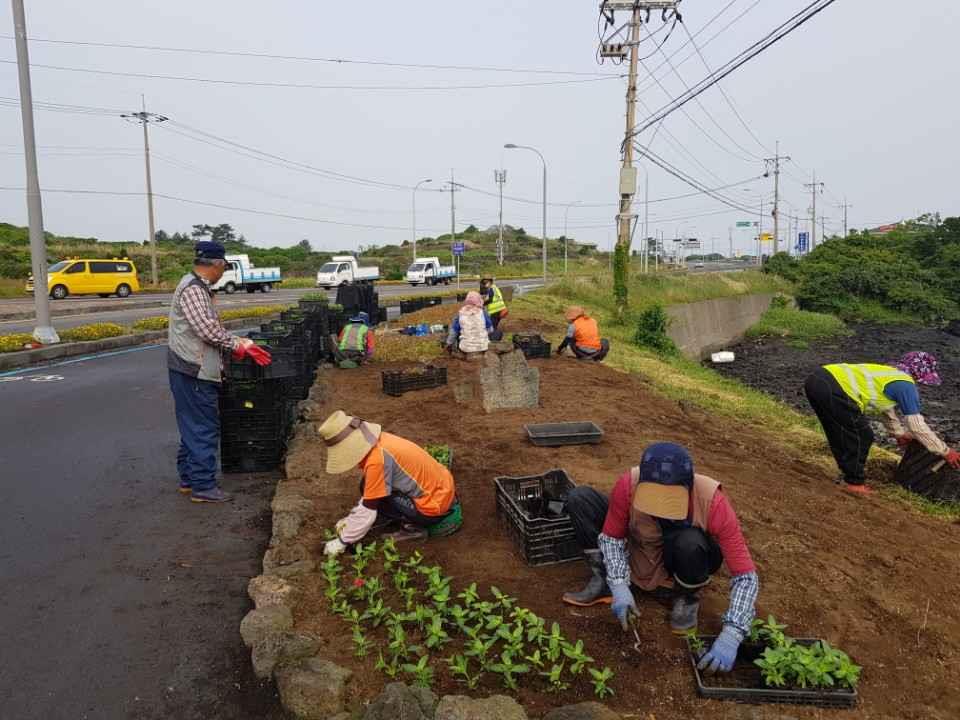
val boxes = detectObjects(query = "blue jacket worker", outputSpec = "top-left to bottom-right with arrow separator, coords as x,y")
168,241 -> 271,503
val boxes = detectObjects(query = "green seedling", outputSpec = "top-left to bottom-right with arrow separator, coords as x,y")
362,597 -> 390,627
685,629 -> 706,655
425,614 -> 451,649
490,586 -> 516,611
525,614 -> 546,644
561,639 -> 594,675
399,586 -> 418,610
447,604 -> 470,632
411,603 -> 434,630
464,635 -> 498,671
489,650 -> 529,691
544,622 -> 565,662
375,651 -> 400,678
429,584 -> 451,614
496,623 -> 526,656
756,615 -> 789,648
484,614 -> 504,633
402,655 -> 434,689
321,527 -> 337,541
447,654 -> 482,690
352,625 -> 372,657
589,666 -> 615,699
540,662 -> 569,693
524,648 -> 544,669
392,568 -> 410,591
404,550 -> 424,570
457,582 -> 480,608
323,584 -> 342,605
382,537 -> 400,570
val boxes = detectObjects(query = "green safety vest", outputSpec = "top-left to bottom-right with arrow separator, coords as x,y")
339,323 -> 369,352
824,363 -> 914,414
486,285 -> 506,315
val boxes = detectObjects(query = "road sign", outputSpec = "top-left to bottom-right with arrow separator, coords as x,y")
796,232 -> 809,253
760,233 -> 773,244
452,242 -> 465,256
735,221 -> 752,228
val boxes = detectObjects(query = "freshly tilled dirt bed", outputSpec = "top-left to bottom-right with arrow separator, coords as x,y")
282,348 -> 960,719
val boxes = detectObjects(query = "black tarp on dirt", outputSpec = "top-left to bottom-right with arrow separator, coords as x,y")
894,441 -> 960,503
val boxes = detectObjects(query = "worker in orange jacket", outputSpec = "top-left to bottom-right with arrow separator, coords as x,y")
556,306 -> 610,361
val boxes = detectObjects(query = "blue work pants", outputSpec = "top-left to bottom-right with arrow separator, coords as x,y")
168,369 -> 221,491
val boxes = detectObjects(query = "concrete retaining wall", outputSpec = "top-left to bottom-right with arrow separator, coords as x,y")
666,293 -> 774,360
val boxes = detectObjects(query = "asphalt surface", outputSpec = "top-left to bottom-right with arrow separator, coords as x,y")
0,279 -> 543,334
0,345 -> 285,720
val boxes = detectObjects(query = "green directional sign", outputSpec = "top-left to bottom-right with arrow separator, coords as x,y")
735,221 -> 752,228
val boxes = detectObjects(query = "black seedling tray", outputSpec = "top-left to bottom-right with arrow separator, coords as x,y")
512,333 -> 551,359
525,422 -> 604,447
894,441 -> 960,503
686,636 -> 858,709
494,469 -> 580,567
381,366 -> 447,396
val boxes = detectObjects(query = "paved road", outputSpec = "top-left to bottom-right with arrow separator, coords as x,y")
0,279 -> 543,334
0,346 -> 285,720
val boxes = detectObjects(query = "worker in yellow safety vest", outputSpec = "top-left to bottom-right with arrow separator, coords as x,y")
480,277 -> 507,331
803,351 -> 959,495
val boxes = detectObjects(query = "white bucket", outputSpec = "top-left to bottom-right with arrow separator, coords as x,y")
711,351 -> 735,363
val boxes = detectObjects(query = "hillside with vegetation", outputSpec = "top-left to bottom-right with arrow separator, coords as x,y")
0,220 -> 607,288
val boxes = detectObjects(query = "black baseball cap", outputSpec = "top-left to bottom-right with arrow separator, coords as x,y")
194,241 -> 226,261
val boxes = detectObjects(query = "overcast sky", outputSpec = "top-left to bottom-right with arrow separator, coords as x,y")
1,1 -> 957,259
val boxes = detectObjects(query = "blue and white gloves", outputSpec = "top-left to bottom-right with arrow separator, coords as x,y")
697,625 -> 742,674
610,583 -> 639,631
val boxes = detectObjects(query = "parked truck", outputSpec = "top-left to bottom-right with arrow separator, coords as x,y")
406,257 -> 457,286
316,255 -> 381,288
211,254 -> 282,294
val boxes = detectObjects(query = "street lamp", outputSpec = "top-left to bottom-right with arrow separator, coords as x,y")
504,143 -> 547,284
562,201 -> 580,275
412,178 -> 432,263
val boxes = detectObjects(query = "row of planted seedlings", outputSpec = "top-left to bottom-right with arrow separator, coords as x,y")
320,538 -> 615,699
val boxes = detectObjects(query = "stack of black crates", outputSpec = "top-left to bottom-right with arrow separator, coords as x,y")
219,298 -> 349,473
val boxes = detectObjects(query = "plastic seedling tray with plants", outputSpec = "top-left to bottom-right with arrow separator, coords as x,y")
319,536 -> 615,700
425,444 -> 453,469
684,616 -> 860,708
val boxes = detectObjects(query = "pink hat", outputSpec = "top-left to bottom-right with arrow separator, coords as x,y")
895,351 -> 942,386
464,291 -> 483,308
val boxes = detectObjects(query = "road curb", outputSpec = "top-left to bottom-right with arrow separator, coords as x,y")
0,316 -> 276,372
0,298 -> 169,321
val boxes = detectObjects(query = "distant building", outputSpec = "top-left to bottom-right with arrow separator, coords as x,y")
867,223 -> 901,235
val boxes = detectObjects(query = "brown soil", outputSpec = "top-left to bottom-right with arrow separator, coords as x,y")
282,345 -> 960,720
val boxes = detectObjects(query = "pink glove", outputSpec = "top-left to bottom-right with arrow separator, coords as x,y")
246,345 -> 272,367
895,434 -> 914,448
945,449 -> 960,470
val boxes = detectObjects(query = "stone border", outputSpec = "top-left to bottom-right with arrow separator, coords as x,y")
241,369 -> 625,720
0,316 -> 278,371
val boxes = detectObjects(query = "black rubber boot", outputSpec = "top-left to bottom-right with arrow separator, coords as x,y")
669,592 -> 700,634
562,549 -> 612,607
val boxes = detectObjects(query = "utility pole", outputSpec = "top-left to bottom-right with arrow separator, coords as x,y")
449,170 -> 458,289
804,172 -> 825,251
838,198 -> 852,238
121,99 -> 167,287
494,170 -> 507,266
728,226 -> 733,259
764,141 -> 790,255
599,1 -> 677,314
757,198 -> 764,265
11,0 -> 57,344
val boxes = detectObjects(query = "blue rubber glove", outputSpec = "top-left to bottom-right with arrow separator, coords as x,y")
610,583 -> 638,631
697,625 -> 742,674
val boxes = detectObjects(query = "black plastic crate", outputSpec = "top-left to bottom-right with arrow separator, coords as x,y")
221,442 -> 285,474
399,299 -> 426,315
220,378 -> 291,411
381,366 -> 447,396
894,441 -> 960,503
224,345 -> 309,381
298,299 -> 329,314
512,333 -> 552,359
525,422 -> 604,447
686,636 -> 858,708
221,408 -> 290,443
494,469 -> 580,566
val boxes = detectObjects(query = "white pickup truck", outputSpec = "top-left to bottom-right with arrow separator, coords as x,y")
211,254 -> 282,294
406,256 -> 457,286
316,255 -> 381,288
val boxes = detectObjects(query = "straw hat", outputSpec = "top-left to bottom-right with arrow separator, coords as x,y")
565,306 -> 586,322
317,410 -> 382,474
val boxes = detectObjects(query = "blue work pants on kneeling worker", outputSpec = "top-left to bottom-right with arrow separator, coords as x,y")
168,369 -> 221,492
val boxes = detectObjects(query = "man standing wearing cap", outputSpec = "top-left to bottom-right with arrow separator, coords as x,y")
167,241 -> 271,503
804,352 -> 960,495
331,311 -> 375,368
562,442 -> 758,675
556,306 -> 610,361
319,411 -> 462,555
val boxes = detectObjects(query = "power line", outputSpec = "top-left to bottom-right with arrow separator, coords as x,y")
629,0 -> 841,144
0,59 -> 625,92
0,35 -> 614,76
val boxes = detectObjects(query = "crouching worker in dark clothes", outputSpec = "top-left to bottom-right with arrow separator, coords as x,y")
320,411 -> 463,557
331,312 -> 375,368
561,442 -> 759,674
556,306 -> 609,361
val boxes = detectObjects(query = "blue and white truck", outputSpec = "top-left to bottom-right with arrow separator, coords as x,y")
212,254 -> 282,294
406,256 -> 457,286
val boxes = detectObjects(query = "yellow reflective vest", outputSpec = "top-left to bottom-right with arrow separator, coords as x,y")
486,285 -> 506,315
824,363 -> 915,414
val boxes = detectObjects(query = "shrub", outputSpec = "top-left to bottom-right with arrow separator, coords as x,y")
59,323 -> 127,343
0,332 -> 35,353
762,252 -> 801,283
132,316 -> 169,331
298,293 -> 329,303
633,304 -> 677,355
746,307 -> 848,341
220,305 -> 289,321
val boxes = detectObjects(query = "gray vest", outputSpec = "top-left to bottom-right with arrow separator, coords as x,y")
167,273 -> 224,383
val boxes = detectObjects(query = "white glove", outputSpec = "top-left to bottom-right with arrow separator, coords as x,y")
324,538 -> 347,557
